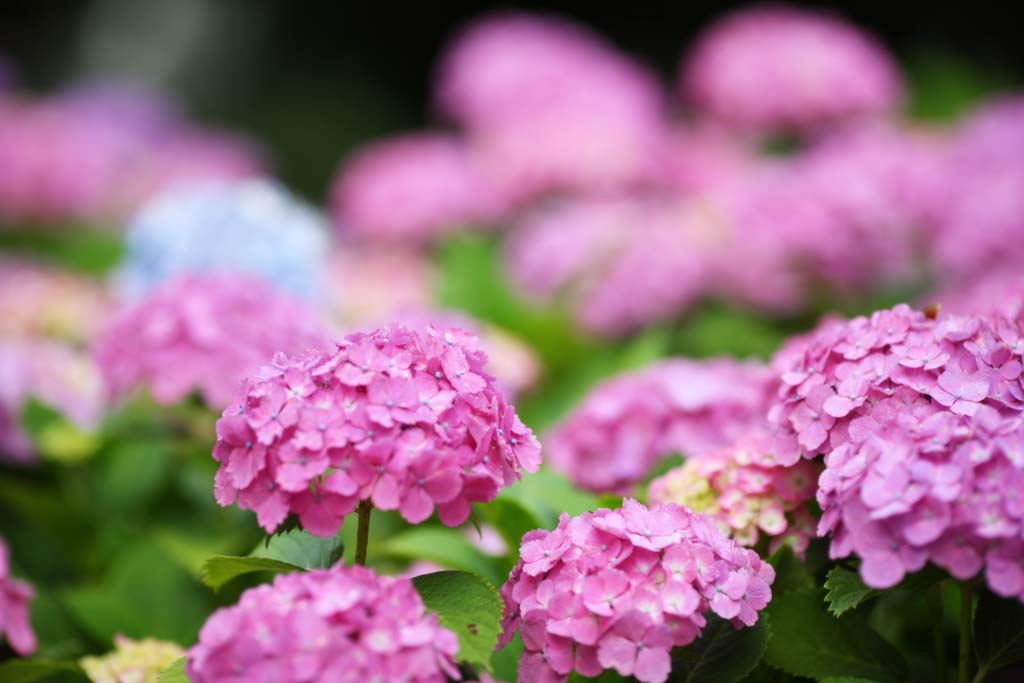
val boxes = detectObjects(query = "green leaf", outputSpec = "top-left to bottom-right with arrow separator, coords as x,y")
0,659 -> 86,683
20,398 -> 100,464
156,657 -> 189,683
250,529 -> 344,569
677,615 -> 771,683
379,527 -> 502,585
764,588 -> 908,682
767,545 -> 813,597
96,440 -> 172,510
973,589 -> 1024,679
412,571 -> 503,673
825,567 -> 879,617
200,555 -> 304,592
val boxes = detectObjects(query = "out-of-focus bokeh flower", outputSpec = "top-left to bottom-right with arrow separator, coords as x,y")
681,5 -> 903,133
186,566 -> 460,683
96,273 -> 329,409
211,323 -> 540,535
436,12 -> 667,201
499,499 -> 773,683
0,84 -> 263,225
546,358 -> 773,493
328,245 -> 436,326
331,132 -> 507,242
0,536 -> 36,656
114,179 -> 328,302
80,634 -> 184,683
0,259 -> 111,344
930,270 -> 1024,321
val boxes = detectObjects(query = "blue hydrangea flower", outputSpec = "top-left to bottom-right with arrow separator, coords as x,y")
115,180 -> 329,302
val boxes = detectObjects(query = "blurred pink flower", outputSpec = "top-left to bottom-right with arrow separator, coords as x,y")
499,499 -> 773,683
0,259 -> 110,344
930,270 -> 1024,322
187,566 -> 459,683
211,323 -> 540,535
95,273 -> 329,408
546,357 -> 773,493
0,537 -> 35,656
681,5 -> 903,133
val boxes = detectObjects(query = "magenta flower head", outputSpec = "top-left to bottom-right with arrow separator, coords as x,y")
186,565 -> 459,683
435,12 -> 666,200
95,273 -> 329,409
681,5 -> 903,133
499,499 -> 773,683
331,132 -> 507,243
0,537 -> 36,657
767,304 -> 1024,599
546,358 -> 773,493
648,432 -> 821,554
211,322 -> 541,536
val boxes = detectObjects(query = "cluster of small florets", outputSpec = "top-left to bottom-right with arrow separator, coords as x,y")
681,5 -> 903,133
95,273 -> 328,409
0,83 -> 262,223
186,566 -> 460,683
212,323 -> 541,535
499,499 -> 774,683
79,635 -> 184,683
545,358 -> 773,493
648,433 -> 820,554
767,304 -> 1024,599
0,536 -> 35,656
115,180 -> 328,302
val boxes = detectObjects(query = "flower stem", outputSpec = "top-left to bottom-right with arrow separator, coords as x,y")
928,582 -> 947,683
958,580 -> 973,683
354,500 -> 372,566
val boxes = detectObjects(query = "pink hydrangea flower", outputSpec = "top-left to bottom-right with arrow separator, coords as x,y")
681,5 -> 903,133
931,270 -> 1024,322
499,499 -> 773,683
1,339 -> 103,464
545,358 -> 773,493
186,566 -> 459,683
212,322 -> 540,535
435,12 -> 667,200
768,304 -> 1024,598
95,273 -> 329,409
331,132 -> 507,242
648,432 -> 820,554
0,259 -> 110,343
0,537 -> 36,657
504,196 -> 712,335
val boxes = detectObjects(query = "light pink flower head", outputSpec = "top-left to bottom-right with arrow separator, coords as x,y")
331,132 -> 506,243
649,432 -> 820,554
95,273 -> 329,409
768,304 -> 1024,599
1,339 -> 104,464
499,499 -> 773,683
0,536 -> 36,657
211,322 -> 540,536
545,358 -> 774,493
0,259 -> 110,344
186,565 -> 459,683
328,245 -> 436,327
435,12 -> 667,200
504,196 -> 713,335
681,5 -> 903,133
930,270 -> 1024,322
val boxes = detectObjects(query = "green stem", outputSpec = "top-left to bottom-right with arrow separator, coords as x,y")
354,499 -> 372,566
929,582 -> 947,683
959,581 -> 973,683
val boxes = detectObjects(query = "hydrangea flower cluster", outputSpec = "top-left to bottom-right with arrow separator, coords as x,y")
186,566 -> 459,683
79,635 -> 184,683
0,259 -> 110,343
0,84 -> 262,223
1,339 -> 103,463
95,273 -> 328,409
435,12 -> 666,201
681,5 -> 903,133
499,499 -> 774,683
212,323 -> 541,535
0,536 -> 35,656
331,133 -> 506,242
932,270 -> 1024,322
546,358 -> 773,493
767,304 -> 1024,598
648,434 -> 820,554
114,180 -> 328,302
